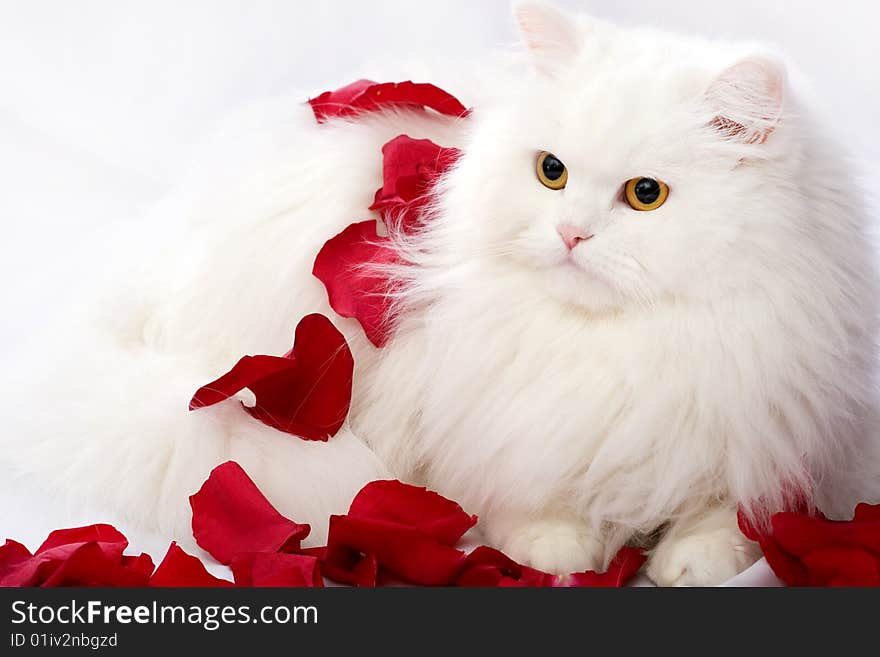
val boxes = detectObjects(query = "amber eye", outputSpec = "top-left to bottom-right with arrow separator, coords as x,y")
624,177 -> 669,211
536,151 -> 568,190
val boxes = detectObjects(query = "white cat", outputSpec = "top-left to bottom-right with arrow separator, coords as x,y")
3,2 -> 879,586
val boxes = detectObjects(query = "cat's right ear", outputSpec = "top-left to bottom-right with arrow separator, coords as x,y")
513,2 -> 581,75
704,56 -> 786,145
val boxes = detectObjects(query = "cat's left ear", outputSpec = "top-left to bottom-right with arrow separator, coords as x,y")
705,56 -> 785,144
513,2 -> 581,74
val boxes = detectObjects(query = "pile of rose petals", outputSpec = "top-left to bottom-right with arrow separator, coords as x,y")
739,504 -> 880,586
1,461 -> 647,587
0,525 -> 229,587
189,461 -> 647,587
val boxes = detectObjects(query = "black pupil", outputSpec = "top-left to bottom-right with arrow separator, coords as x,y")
542,154 -> 565,181
634,178 -> 661,204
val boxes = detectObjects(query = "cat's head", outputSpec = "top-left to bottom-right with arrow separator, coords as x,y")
432,2 -> 800,314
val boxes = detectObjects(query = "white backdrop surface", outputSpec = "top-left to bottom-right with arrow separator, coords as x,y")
1,0 -> 875,586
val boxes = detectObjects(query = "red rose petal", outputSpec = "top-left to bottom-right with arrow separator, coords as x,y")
301,545 -> 379,587
770,513 -> 837,557
190,461 -> 311,565
499,565 -> 553,587
3,557 -> 61,587
740,503 -> 880,586
772,512 -> 880,557
318,480 -> 476,586
326,554 -> 380,588
190,313 -> 353,440
242,313 -> 353,440
555,547 -> 647,587
308,79 -> 376,121
829,572 -> 880,587
122,553 -> 156,578
309,80 -> 467,123
455,546 -> 523,587
348,480 -> 477,546
1,524 -> 133,587
757,537 -> 810,586
188,355 -> 293,410
369,135 -> 461,234
40,543 -> 150,587
854,502 -> 880,523
801,546 -> 880,587
353,81 -> 467,118
36,523 -> 128,560
312,220 -> 400,347
324,514 -> 467,586
0,540 -> 35,587
149,543 -> 233,587
231,552 -> 323,587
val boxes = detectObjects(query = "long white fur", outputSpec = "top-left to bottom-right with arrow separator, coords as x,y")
2,3 -> 878,585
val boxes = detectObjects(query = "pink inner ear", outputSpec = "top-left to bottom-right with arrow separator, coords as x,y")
711,116 -> 771,145
707,57 -> 785,145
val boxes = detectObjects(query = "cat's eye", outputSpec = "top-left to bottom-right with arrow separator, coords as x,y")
536,151 -> 568,190
624,177 -> 669,211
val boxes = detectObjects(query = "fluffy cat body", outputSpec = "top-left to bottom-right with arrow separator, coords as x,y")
3,5 -> 878,585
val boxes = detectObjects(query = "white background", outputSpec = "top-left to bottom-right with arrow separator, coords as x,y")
0,0 -> 876,585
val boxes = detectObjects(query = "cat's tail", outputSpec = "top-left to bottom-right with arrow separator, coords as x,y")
0,319 -> 389,547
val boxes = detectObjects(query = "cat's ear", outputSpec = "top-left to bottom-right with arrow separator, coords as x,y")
513,2 -> 581,74
705,56 -> 785,144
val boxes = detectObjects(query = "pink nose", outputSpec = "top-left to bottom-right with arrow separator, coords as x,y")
557,224 -> 593,250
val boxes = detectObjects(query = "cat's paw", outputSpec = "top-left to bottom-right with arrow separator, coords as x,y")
647,526 -> 761,587
498,519 -> 604,574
